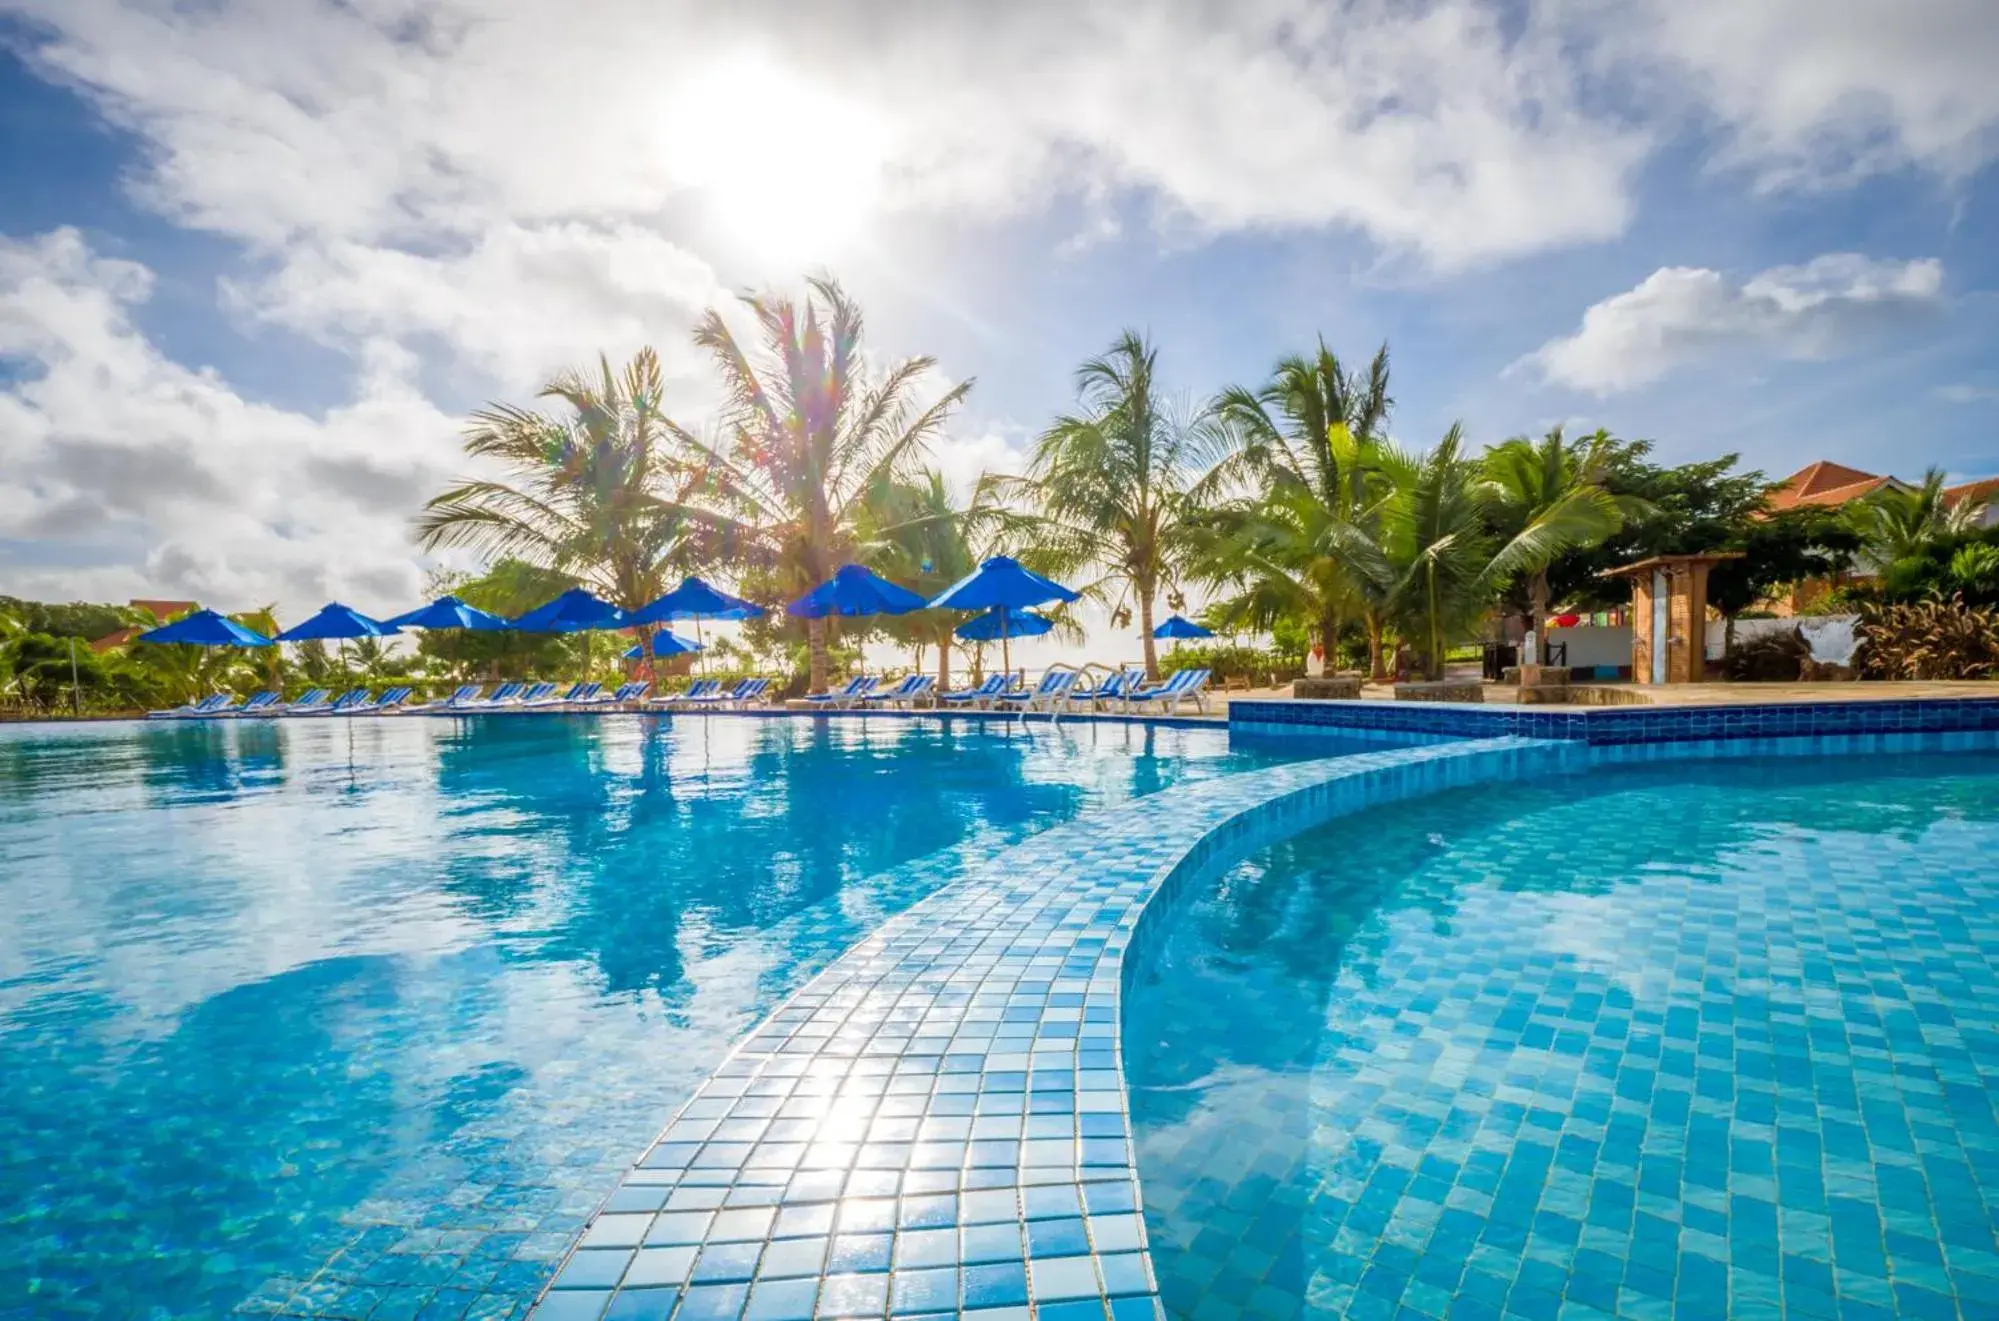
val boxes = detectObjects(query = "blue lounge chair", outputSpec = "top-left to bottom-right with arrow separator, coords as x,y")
336,685 -> 413,715
995,670 -> 1077,714
657,679 -> 721,709
289,688 -> 368,716
1067,668 -> 1143,710
939,674 -> 1009,708
861,674 -> 934,709
804,676 -> 877,709
278,688 -> 332,714
147,693 -> 233,719
677,677 -> 759,709
464,682 -> 524,710
1129,667 -> 1212,715
222,690 -> 281,717
726,677 -> 772,708
525,681 -> 594,708
404,684 -> 480,711
575,680 -> 649,707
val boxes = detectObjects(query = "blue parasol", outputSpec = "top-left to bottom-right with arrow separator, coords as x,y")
628,577 -> 763,625
956,607 -> 1054,642
928,556 -> 1078,674
623,631 -> 702,660
137,609 -> 273,648
510,588 -> 629,633
275,602 -> 399,642
383,596 -> 511,632
1152,614 -> 1214,639
786,565 -> 928,619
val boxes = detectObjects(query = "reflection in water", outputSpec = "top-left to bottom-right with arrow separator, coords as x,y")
0,713 -> 1298,1319
1126,753 -> 1999,1320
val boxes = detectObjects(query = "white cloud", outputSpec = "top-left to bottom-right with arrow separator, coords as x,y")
1567,0 -> 1999,189
11,0 -> 1646,275
1519,253 -> 1946,395
229,223 -> 732,397
1937,384 -> 1999,405
0,229 -> 461,612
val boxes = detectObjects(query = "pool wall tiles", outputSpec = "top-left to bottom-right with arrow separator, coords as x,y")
529,737 -> 1576,1321
1231,695 -> 1999,746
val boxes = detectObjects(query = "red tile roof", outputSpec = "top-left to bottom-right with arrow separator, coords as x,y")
1767,461 -> 1894,511
1945,476 -> 1999,508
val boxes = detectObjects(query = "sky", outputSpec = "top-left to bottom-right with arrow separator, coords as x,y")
2,0 -> 1998,644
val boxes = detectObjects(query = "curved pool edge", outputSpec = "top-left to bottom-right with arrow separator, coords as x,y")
528,736 -> 1572,1320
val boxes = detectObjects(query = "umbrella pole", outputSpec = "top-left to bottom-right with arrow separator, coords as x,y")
1002,614 -> 1011,688
696,617 -> 705,676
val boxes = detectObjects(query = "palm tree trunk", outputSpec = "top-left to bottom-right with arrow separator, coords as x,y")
935,634 -> 952,693
1365,610 -> 1388,683
1426,568 -> 1443,681
1319,606 -> 1342,673
1528,571 -> 1549,667
1138,593 -> 1159,679
808,618 -> 830,693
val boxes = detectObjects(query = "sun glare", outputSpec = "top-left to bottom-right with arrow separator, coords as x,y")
667,53 -> 890,267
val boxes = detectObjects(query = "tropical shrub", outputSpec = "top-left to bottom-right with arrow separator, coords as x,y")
1156,643 -> 1300,687
1723,629 -> 1808,682
1856,596 -> 1999,680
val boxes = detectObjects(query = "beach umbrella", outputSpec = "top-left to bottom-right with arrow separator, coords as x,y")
786,565 -> 928,619
929,556 -> 1079,675
629,576 -> 763,673
383,595 -> 511,683
623,631 -> 702,661
276,601 -> 400,681
510,588 -> 629,633
137,609 -> 273,648
1152,614 -> 1214,640
955,607 -> 1054,642
511,588 -> 629,682
629,576 -> 764,625
384,596 -> 511,632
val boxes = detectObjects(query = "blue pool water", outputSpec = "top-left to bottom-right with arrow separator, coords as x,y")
1128,752 -> 1999,1321
0,714 -> 1310,1320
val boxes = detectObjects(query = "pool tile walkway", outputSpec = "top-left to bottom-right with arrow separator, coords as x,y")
529,737 -> 1567,1320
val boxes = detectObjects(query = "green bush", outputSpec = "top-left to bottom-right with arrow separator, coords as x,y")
1157,643 -> 1300,686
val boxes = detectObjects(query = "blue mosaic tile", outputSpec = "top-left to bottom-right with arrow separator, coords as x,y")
1126,751 -> 1999,1321
1231,695 -> 1999,748
531,739 -> 1563,1320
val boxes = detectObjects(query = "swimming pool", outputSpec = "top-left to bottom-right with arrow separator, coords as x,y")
1127,751 -> 1999,1321
0,714 -> 1316,1320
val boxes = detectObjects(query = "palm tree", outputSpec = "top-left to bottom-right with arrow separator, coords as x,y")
1480,426 -> 1637,664
858,470 -> 978,691
1847,468 -> 1988,565
995,330 -> 1205,678
1332,428 -> 1620,680
416,348 -> 719,616
679,277 -> 970,692
1207,343 -> 1395,677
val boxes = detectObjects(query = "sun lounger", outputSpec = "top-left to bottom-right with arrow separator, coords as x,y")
1067,668 -> 1143,711
277,688 -> 332,714
995,670 -> 1077,714
939,674 -> 1009,708
147,693 -> 233,719
678,677 -> 762,709
861,674 -> 935,709
1129,667 -> 1211,715
579,680 -> 649,706
335,685 -> 413,714
463,682 -> 525,710
803,676 -> 877,709
292,687 -> 369,716
525,681 -> 594,708
402,684 -> 480,712
728,677 -> 772,708
219,690 -> 281,717
655,679 -> 721,709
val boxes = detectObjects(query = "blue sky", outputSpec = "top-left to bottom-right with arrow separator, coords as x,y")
2,0 -> 1997,619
